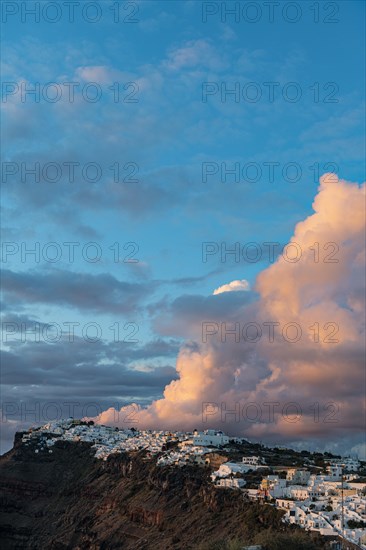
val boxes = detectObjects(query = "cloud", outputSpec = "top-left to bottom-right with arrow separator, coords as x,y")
74,65 -> 127,84
350,442 -> 366,461
0,417 -> 33,455
94,175 -> 366,454
163,39 -> 224,71
0,327 -> 180,452
2,268 -> 154,314
213,279 -> 250,295
150,290 -> 256,339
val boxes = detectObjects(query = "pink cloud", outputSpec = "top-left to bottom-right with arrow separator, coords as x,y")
93,175 -> 365,452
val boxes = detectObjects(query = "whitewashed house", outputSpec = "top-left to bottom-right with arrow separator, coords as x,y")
242,456 -> 265,467
211,461 -> 250,481
307,476 -> 326,499
286,468 -> 311,485
192,429 -> 229,447
216,478 -> 245,489
276,498 -> 297,510
334,458 -> 361,472
261,476 -> 287,498
284,506 -> 330,531
326,464 -> 343,481
288,486 -> 310,500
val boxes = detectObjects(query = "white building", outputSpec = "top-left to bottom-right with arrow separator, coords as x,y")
276,498 -> 297,510
192,429 -> 229,447
326,464 -> 343,481
245,488 -> 261,500
288,486 -> 310,500
334,457 -> 361,472
212,461 -> 251,480
261,476 -> 287,498
286,468 -> 311,485
216,478 -> 245,489
242,456 -> 265,466
283,505 -> 334,533
307,475 -> 327,499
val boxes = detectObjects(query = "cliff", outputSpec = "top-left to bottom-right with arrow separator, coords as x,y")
0,433 -> 327,549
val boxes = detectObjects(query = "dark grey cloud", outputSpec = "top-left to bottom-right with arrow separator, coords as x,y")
150,290 -> 257,338
1,345 -> 177,391
1,332 -> 179,446
169,268 -> 222,286
2,268 -> 154,314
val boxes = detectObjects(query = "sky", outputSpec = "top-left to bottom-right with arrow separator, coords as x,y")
1,0 -> 365,456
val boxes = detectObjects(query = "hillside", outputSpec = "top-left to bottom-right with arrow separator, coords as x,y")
0,432 -> 330,549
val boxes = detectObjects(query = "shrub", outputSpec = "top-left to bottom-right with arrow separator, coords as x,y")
347,519 -> 366,529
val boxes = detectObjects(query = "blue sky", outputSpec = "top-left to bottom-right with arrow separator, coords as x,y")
1,1 -> 365,452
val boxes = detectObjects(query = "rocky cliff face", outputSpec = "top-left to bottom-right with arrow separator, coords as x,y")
0,434 -> 324,549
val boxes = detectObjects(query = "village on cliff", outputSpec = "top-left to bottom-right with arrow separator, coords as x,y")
21,419 -> 366,549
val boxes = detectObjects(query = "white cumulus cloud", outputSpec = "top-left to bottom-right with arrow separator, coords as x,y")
213,279 -> 250,295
